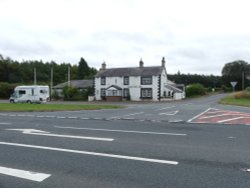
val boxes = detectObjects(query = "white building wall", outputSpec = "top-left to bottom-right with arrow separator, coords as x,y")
95,76 -> 160,101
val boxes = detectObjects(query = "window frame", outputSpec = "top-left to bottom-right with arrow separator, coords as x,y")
141,88 -> 153,99
101,77 -> 106,85
123,76 -> 129,85
141,76 -> 152,85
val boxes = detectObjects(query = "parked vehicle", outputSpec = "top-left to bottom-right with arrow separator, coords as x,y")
9,85 -> 50,103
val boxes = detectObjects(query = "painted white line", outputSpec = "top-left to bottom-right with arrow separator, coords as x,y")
54,126 -> 187,136
45,115 -> 56,118
0,166 -> 51,182
155,106 -> 176,111
7,129 -> 114,142
159,111 -> 179,116
0,123 -> 12,125
9,114 -> 17,117
26,115 -> 35,117
109,112 -> 144,120
199,114 -> 235,119
56,116 -> 66,119
80,117 -> 89,120
241,168 -> 250,172
0,141 -> 178,165
217,117 -> 244,123
17,114 -> 25,117
68,117 -> 78,119
187,108 -> 212,123
168,120 -> 183,123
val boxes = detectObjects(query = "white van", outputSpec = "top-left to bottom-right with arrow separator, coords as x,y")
9,85 -> 50,103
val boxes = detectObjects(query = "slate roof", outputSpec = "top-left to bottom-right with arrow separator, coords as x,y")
95,66 -> 164,77
165,84 -> 184,93
106,85 -> 122,90
53,80 -> 94,89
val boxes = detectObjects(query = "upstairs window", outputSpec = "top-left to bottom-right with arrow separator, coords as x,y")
124,76 -> 129,85
101,77 -> 106,85
141,76 -> 152,85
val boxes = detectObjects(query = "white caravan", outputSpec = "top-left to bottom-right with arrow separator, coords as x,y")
9,85 -> 50,103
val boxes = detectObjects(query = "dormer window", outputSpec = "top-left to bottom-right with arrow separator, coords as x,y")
101,77 -> 106,85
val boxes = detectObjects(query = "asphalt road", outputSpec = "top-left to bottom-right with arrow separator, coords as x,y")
0,94 -> 250,187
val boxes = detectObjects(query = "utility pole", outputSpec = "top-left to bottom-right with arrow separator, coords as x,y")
68,66 -> 71,87
50,67 -> 53,99
242,71 -> 245,90
34,67 -> 37,85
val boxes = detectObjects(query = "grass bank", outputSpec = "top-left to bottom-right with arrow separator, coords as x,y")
0,103 -> 123,112
219,91 -> 250,107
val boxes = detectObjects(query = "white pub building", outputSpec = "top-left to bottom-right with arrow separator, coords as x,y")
94,57 -> 185,101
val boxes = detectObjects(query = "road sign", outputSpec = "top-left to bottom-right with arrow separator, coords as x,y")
230,81 -> 237,92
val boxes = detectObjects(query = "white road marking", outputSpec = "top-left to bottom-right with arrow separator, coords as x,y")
159,111 -> 179,116
54,126 -> 187,136
0,166 -> 51,182
0,123 -> 12,125
6,129 -> 114,141
56,116 -> 66,119
241,168 -> 250,172
108,112 -> 144,120
155,106 -> 176,111
0,141 -> 178,165
217,117 -> 244,123
187,108 -> 212,123
199,114 -> 236,119
68,117 -> 78,119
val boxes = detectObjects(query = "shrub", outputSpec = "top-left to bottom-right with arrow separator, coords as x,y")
233,91 -> 250,99
62,85 -> 80,100
245,87 -> 250,92
186,83 -> 206,97
0,82 -> 16,99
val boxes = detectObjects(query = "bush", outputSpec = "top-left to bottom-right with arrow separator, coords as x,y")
233,91 -> 250,99
63,85 -> 80,100
186,83 -> 206,97
222,85 -> 232,92
245,87 -> 250,92
0,82 -> 16,99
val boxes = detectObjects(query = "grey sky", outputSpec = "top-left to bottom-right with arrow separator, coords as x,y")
0,0 -> 250,75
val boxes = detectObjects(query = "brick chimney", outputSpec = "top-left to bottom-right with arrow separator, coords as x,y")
101,61 -> 106,70
161,57 -> 166,67
139,58 -> 144,68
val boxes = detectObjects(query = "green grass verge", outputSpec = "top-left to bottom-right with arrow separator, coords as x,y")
0,103 -> 123,112
219,95 -> 250,107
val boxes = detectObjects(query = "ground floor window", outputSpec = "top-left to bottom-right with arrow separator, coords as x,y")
107,90 -> 122,96
141,88 -> 152,99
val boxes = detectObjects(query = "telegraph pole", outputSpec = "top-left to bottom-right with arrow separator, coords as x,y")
34,67 -> 37,85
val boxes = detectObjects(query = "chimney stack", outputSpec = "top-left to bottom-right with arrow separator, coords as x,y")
139,58 -> 144,68
101,61 -> 106,70
161,57 -> 166,67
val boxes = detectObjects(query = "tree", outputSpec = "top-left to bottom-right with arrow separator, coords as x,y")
222,60 -> 250,90
78,57 -> 90,79
186,83 -> 206,97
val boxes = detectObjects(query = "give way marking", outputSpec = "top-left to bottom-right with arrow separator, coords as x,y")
0,166 -> 51,182
6,129 -> 114,142
0,141 -> 178,165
